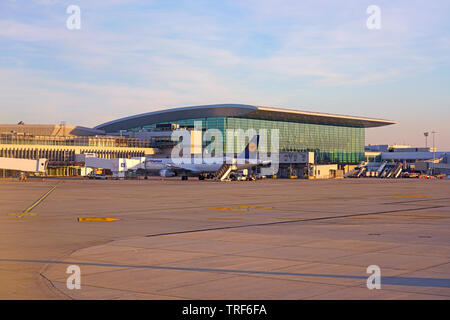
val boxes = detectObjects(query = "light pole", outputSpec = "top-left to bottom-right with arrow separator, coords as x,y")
431,131 -> 437,176
424,132 -> 429,148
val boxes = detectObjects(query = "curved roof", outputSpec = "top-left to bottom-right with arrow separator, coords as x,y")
95,104 -> 395,132
0,124 -> 105,136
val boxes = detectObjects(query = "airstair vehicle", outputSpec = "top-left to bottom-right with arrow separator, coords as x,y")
376,161 -> 387,175
380,165 -> 393,178
344,160 -> 410,179
385,167 -> 394,178
391,162 -> 403,178
214,164 -> 234,181
355,166 -> 367,178
344,161 -> 367,178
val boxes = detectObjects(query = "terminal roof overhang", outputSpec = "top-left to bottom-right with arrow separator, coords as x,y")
95,104 -> 396,132
0,124 -> 105,136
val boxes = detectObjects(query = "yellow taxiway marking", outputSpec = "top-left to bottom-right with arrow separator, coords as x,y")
8,212 -> 37,218
394,195 -> 432,198
208,217 -> 244,221
210,208 -> 248,211
409,216 -> 448,219
77,217 -> 121,222
9,182 -> 62,219
210,205 -> 273,211
136,217 -> 172,221
23,183 -> 60,214
390,214 -> 448,219
345,217 -> 379,220
239,206 -> 273,209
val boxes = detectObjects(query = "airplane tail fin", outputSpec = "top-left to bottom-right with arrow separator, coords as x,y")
237,135 -> 259,163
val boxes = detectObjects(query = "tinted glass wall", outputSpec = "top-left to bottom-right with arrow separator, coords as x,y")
137,116 -> 365,164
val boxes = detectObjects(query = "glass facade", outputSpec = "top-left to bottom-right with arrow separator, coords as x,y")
136,116 -> 365,164
0,134 -> 152,148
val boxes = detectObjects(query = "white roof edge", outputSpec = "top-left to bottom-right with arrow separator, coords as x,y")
256,106 -> 396,124
95,104 -> 396,130
95,104 -> 257,129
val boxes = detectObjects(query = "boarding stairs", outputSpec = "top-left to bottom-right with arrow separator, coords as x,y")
214,163 -> 234,181
391,162 -> 403,178
344,161 -> 367,178
380,165 -> 392,178
355,166 -> 367,178
376,162 -> 387,175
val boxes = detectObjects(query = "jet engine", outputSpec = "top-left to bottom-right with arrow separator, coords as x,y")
159,169 -> 175,177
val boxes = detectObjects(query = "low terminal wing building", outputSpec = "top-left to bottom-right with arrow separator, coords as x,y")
96,104 -> 395,178
0,123 -> 155,177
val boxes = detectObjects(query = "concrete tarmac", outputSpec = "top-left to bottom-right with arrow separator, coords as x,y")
0,178 -> 449,299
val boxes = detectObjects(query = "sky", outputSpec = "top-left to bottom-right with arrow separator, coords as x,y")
1,0 -> 449,149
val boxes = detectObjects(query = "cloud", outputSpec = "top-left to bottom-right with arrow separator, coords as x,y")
1,0 -> 449,149
0,19 -> 66,41
33,0 -> 59,5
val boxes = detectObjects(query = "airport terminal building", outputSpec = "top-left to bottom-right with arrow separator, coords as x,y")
96,104 -> 395,165
1,104 -> 394,178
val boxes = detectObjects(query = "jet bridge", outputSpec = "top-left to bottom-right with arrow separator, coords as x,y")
83,156 -> 146,178
0,157 -> 47,173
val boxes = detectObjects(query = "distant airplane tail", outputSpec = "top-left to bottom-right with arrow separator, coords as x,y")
237,135 -> 259,163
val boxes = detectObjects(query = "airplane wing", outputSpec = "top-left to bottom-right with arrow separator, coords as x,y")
166,163 -> 202,174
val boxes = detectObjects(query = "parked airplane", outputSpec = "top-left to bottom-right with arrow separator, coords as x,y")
146,135 -> 270,180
